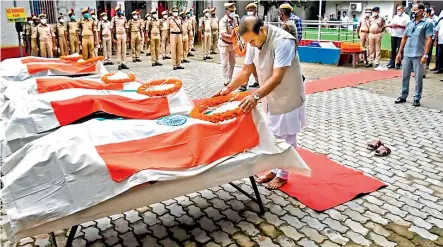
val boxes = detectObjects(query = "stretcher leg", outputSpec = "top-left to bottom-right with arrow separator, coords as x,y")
229,176 -> 265,215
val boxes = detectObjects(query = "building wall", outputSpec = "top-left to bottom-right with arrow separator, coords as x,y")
324,1 -> 402,21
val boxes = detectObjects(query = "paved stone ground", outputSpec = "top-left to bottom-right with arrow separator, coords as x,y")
1,51 -> 443,247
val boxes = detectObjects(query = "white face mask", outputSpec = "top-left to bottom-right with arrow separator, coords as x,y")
373,12 -> 378,17
247,11 -> 255,16
205,13 -> 209,17
163,16 -> 167,19
365,12 -> 371,17
103,16 -> 108,21
229,12 -> 236,18
153,14 -> 158,19
92,15 -> 96,19
28,21 -> 33,24
133,15 -> 138,20
173,12 -> 178,17
59,19 -> 65,23
40,19 -> 47,24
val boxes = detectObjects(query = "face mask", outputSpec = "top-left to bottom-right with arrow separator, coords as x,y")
411,12 -> 417,20
205,13 -> 209,17
372,12 -> 378,17
70,15 -> 75,20
103,16 -> 108,21
365,13 -> 371,17
173,12 -> 178,17
134,15 -> 139,19
229,12 -> 236,18
40,19 -> 47,24
28,21 -> 33,24
153,14 -> 158,19
59,19 -> 65,23
91,15 -> 96,19
397,11 -> 401,16
187,13 -> 191,17
117,11 -> 122,16
247,11 -> 255,16
431,11 -> 435,15
163,16 -> 167,19
83,13 -> 90,19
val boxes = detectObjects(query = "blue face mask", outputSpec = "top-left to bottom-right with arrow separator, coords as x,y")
187,13 -> 191,17
117,11 -> 122,16
70,15 -> 76,20
83,13 -> 90,19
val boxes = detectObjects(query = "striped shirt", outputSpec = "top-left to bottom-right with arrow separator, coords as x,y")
290,13 -> 302,42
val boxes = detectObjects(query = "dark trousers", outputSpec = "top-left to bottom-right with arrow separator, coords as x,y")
437,44 -> 443,71
427,39 -> 435,66
389,36 -> 403,66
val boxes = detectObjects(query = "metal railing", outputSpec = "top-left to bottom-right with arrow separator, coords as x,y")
267,20 -> 360,43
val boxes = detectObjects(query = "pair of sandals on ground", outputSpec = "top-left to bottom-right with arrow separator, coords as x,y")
367,140 -> 391,156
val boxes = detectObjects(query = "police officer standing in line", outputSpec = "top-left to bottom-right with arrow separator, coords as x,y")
111,5 -> 129,70
218,3 -> 238,87
67,9 -> 80,54
147,9 -> 162,66
144,13 -> 152,56
30,15 -> 40,56
168,6 -> 184,70
79,8 -> 97,60
201,9 -> 212,60
186,10 -> 195,57
181,10 -> 191,63
98,11 -> 113,65
24,16 -> 32,55
129,10 -> 143,63
36,13 -> 56,58
189,8 -> 197,52
90,9 -> 99,57
160,10 -> 170,60
55,13 -> 68,56
210,8 -> 219,55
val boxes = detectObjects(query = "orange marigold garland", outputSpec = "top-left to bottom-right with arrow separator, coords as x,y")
76,56 -> 105,65
101,73 -> 136,84
190,92 -> 251,123
59,54 -> 82,61
232,28 -> 247,57
137,79 -> 182,97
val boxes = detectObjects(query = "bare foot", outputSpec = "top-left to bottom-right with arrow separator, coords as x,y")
256,171 -> 276,183
266,177 -> 287,190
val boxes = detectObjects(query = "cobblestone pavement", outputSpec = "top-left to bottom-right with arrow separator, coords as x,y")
1,54 -> 443,247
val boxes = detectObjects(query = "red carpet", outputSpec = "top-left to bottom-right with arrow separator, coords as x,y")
279,148 -> 386,211
305,70 -> 402,94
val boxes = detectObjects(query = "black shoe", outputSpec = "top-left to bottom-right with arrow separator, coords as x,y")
182,59 -> 190,63
133,59 -> 136,63
387,65 -> 395,69
147,53 -> 150,56
165,56 -> 171,59
430,67 -> 438,71
395,97 -> 407,104
108,61 -> 114,65
434,70 -> 443,74
249,82 -> 259,88
395,64 -> 401,69
203,57 -> 207,60
423,75 -> 426,78
238,85 -> 247,92
155,62 -> 163,66
191,48 -> 196,51
121,64 -> 129,69
413,99 -> 420,107
365,63 -> 373,68
152,63 -> 157,66
140,51 -> 145,54
207,56 -> 213,60
118,65 -> 122,70
188,53 -> 194,57
177,66 -> 184,69
136,58 -> 142,62
173,66 -> 177,70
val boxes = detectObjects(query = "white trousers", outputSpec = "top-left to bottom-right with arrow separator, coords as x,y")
271,134 -> 297,180
218,45 -> 236,83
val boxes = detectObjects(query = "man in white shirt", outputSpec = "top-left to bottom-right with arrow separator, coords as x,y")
387,5 -> 409,69
214,16 -> 306,189
341,12 -> 350,29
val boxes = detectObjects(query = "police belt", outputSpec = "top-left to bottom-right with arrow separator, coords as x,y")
170,31 -> 182,34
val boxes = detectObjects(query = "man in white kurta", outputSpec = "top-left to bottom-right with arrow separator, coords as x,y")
214,16 -> 306,189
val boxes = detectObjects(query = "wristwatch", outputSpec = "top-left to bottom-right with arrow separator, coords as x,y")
423,55 -> 429,58
252,92 -> 260,101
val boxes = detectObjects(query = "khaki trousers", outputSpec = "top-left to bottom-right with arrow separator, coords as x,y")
131,32 -> 141,58
211,30 -> 218,52
31,38 -> 39,56
189,31 -> 195,50
161,31 -> 169,57
359,32 -> 369,60
39,39 -> 53,58
102,36 -> 112,62
116,33 -> 127,64
150,38 -> 160,63
182,36 -> 189,61
368,33 -> 382,65
81,36 -> 95,60
69,34 -> 80,54
203,32 -> 211,56
218,45 -> 236,83
170,33 -> 183,67
58,36 -> 68,56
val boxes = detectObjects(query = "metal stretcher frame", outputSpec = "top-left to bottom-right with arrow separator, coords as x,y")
48,176 -> 265,247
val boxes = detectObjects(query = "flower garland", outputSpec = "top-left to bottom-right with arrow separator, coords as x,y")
232,28 -> 247,57
137,79 -> 182,97
59,54 -> 82,61
76,56 -> 105,65
190,92 -> 251,123
101,73 -> 136,84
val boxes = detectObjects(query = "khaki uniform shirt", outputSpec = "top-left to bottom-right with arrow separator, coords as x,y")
111,16 -> 128,34
80,19 -> 94,36
202,17 -> 212,34
24,23 -> 31,36
190,15 -> 197,32
218,15 -> 236,46
369,16 -> 385,33
68,21 -> 79,35
98,20 -> 112,36
37,24 -> 55,40
168,16 -> 182,34
211,16 -> 219,31
31,24 -> 39,38
149,19 -> 161,39
129,19 -> 142,33
182,18 -> 190,36
55,23 -> 67,37
359,18 -> 371,32
282,19 -> 297,41
160,19 -> 169,31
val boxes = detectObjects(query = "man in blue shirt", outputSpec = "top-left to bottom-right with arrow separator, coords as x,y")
290,13 -> 302,42
395,3 -> 433,107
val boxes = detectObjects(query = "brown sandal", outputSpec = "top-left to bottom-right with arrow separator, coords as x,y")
375,145 -> 391,156
367,140 -> 382,150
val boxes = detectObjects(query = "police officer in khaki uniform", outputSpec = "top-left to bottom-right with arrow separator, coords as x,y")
129,10 -> 143,62
147,9 -> 162,66
98,12 -> 113,65
30,15 -> 39,56
168,6 -> 184,70
67,9 -> 80,54
36,13 -> 56,58
55,13 -> 68,56
144,13 -> 151,56
111,5 -> 129,70
185,9 -> 194,57
357,9 -> 372,63
218,3 -> 238,86
210,8 -> 219,55
189,8 -> 197,52
181,10 -> 190,63
90,9 -> 99,56
24,16 -> 32,55
160,10 -> 170,60
79,8 -> 97,60
201,9 -> 213,60
367,7 -> 385,68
